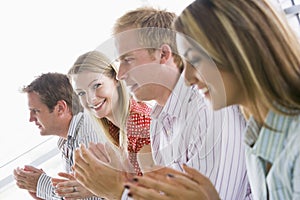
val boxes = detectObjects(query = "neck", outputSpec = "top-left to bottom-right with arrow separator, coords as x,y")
106,115 -> 119,128
156,64 -> 181,106
58,116 -> 73,139
155,87 -> 172,106
241,102 -> 269,125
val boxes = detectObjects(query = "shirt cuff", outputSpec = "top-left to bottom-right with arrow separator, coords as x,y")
36,173 -> 62,200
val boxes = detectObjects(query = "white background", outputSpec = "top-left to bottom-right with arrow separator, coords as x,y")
0,0 -> 193,198
0,0 -> 298,199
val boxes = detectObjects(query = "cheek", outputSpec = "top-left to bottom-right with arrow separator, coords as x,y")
79,97 -> 89,108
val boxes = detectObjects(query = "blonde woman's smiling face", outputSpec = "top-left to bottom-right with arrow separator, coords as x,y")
71,71 -> 119,119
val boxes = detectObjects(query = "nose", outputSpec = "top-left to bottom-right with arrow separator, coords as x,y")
116,63 -> 128,81
86,90 -> 97,106
29,112 -> 36,123
183,64 -> 206,88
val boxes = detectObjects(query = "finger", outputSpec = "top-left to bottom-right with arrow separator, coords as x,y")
57,180 -> 77,189
13,168 -> 24,180
89,142 -> 109,163
163,172 -> 202,191
104,142 -> 123,170
24,165 -> 40,172
14,168 -> 29,181
57,172 -> 75,180
55,185 -> 77,196
183,164 -> 211,185
51,178 -> 67,187
130,175 -> 175,196
73,150 -> 89,181
124,182 -> 169,200
74,148 -> 89,171
145,166 -> 190,179
80,143 -> 100,165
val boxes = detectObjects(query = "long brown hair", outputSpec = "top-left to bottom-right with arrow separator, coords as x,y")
174,0 -> 300,123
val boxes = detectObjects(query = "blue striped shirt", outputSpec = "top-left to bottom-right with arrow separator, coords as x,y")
122,76 -> 252,200
36,111 -> 105,200
245,110 -> 300,200
150,76 -> 251,200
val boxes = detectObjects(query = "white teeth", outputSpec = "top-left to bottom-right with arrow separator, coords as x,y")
92,100 -> 105,109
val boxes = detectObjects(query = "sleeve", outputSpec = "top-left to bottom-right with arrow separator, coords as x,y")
127,113 -> 151,153
121,189 -> 133,200
293,150 -> 300,199
291,119 -> 300,199
36,173 -> 62,200
126,112 -> 151,175
76,113 -> 106,148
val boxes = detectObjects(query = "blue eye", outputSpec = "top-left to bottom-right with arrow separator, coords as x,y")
93,83 -> 102,89
121,57 -> 134,65
77,91 -> 85,96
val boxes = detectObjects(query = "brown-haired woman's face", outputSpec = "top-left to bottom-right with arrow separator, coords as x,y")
71,71 -> 119,119
176,34 -> 243,110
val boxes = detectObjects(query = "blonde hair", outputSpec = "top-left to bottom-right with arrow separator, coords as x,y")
113,6 -> 183,71
174,0 -> 300,123
68,51 -> 130,150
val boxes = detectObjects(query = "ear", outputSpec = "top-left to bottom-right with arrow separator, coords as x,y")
55,100 -> 68,115
159,44 -> 172,64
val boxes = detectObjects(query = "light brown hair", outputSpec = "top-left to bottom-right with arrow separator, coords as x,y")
174,0 -> 300,123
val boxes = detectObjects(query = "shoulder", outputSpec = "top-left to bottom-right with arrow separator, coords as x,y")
286,114 -> 300,151
129,98 -> 152,116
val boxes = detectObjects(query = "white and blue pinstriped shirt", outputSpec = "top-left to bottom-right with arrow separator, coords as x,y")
36,111 -> 105,200
122,76 -> 252,200
245,110 -> 300,200
149,76 -> 252,200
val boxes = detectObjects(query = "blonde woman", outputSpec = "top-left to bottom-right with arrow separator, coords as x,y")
53,51 -> 152,199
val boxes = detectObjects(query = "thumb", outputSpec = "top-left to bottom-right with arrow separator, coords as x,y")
104,142 -> 120,167
57,172 -> 75,180
105,142 -> 135,174
24,165 -> 43,173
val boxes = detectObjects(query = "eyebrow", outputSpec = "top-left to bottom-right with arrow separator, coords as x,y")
87,78 -> 100,88
118,52 -> 134,60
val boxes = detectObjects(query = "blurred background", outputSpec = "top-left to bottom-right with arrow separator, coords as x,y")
0,0 -> 299,199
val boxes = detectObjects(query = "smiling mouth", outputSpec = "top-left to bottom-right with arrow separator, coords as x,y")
36,124 -> 42,129
91,99 -> 106,111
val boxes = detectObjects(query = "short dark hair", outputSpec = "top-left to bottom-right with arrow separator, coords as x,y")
22,72 -> 82,114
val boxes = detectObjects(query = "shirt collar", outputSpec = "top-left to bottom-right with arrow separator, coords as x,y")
245,110 -> 293,163
151,75 -> 191,120
57,112 -> 84,150
67,112 -> 84,138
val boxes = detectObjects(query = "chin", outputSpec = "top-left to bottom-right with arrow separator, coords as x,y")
132,92 -> 145,102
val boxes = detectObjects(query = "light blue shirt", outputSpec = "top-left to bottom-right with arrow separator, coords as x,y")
244,110 -> 300,200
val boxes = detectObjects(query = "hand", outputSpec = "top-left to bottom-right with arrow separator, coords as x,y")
13,165 -> 44,192
136,144 -> 155,173
88,142 -> 134,173
52,172 -> 96,200
73,143 -> 130,199
124,165 -> 220,200
28,191 -> 43,200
